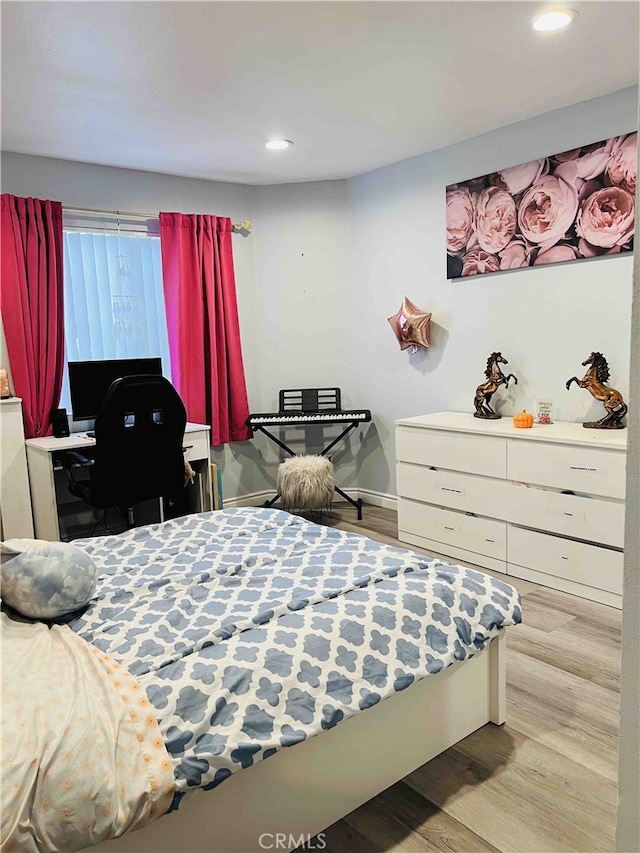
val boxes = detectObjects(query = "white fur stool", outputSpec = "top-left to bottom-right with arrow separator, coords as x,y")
277,455 -> 335,514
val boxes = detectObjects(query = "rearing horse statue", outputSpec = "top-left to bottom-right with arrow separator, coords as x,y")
566,352 -> 627,429
474,352 -> 518,419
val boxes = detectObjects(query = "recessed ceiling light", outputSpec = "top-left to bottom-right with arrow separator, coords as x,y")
265,139 -> 293,151
532,9 -> 576,31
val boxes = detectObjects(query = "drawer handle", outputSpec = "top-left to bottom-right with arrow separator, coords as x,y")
444,526 -> 455,531
485,538 -> 495,543
563,512 -> 574,517
569,466 -> 598,472
182,445 -> 194,452
561,556 -> 569,560
441,487 -> 462,494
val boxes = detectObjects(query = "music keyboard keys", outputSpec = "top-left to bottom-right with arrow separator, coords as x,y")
246,410 -> 371,427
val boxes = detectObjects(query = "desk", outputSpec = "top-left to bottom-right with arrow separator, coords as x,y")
26,423 -> 213,541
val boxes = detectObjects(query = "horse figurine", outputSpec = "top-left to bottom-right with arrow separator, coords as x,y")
473,352 -> 518,419
566,352 -> 627,429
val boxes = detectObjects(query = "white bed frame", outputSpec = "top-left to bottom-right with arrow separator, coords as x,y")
86,632 -> 506,853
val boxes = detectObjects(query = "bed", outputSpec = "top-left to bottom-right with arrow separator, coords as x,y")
1,507 -> 521,853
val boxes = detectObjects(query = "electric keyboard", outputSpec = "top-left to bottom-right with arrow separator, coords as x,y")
247,410 -> 371,427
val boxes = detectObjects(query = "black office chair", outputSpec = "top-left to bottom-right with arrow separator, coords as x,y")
61,375 -> 188,534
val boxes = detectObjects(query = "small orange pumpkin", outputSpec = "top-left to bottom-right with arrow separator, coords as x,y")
513,409 -> 534,429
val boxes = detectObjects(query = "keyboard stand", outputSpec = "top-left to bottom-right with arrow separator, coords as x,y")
253,420 -> 364,520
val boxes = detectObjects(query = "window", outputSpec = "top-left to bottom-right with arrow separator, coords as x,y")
60,229 -> 171,415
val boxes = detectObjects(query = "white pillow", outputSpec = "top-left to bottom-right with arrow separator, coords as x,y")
1,539 -> 97,620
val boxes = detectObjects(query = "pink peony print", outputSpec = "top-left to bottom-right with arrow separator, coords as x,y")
474,187 -> 517,253
534,244 -> 580,265
576,186 -> 635,249
461,250 -> 500,276
518,175 -> 578,250
499,238 -> 531,270
553,148 -> 582,163
446,187 -> 475,255
606,133 -> 637,195
446,132 -> 634,278
554,138 -> 619,191
577,179 -> 601,203
577,239 -> 625,258
497,159 -> 547,194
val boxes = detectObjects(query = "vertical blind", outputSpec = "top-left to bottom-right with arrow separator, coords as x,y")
60,231 -> 171,414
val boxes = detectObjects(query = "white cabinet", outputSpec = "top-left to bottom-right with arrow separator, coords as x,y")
507,441 -> 626,500
396,412 -> 627,608
508,526 -> 623,597
396,428 -> 506,477
0,397 -> 35,539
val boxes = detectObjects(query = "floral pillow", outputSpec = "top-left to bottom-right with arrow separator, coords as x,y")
1,539 -> 97,620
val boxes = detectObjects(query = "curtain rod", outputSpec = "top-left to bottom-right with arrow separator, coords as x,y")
62,205 -> 252,232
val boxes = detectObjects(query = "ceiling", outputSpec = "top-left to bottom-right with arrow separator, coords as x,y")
1,1 -> 638,186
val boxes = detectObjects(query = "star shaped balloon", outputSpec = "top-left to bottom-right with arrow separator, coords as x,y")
388,297 -> 432,352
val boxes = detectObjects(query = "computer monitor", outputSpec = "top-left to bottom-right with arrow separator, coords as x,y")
68,357 -> 163,421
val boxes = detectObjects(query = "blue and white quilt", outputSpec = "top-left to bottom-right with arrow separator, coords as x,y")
71,508 -> 522,813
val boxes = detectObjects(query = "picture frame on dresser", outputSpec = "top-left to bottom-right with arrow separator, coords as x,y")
395,412 -> 626,609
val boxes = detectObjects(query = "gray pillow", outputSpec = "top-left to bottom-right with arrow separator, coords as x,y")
1,538 -> 97,620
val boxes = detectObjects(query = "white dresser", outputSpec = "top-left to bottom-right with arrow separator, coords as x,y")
0,397 -> 35,539
396,411 -> 627,608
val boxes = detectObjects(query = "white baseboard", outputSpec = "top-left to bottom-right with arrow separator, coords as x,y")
356,489 -> 398,510
222,490 -> 274,508
224,488 -> 397,512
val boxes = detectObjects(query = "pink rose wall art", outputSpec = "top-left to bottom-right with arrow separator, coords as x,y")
446,132 -> 636,279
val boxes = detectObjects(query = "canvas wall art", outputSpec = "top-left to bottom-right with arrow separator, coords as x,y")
446,132 -> 636,279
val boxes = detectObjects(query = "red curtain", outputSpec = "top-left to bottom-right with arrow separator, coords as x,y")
159,212 -> 251,445
1,194 -> 64,438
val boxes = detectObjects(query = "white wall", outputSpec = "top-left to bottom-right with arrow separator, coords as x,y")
243,180 -> 354,495
349,87 -> 637,496
616,121 -> 640,853
252,180 -> 351,409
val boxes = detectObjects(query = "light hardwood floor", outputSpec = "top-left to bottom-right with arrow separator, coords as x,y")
300,503 -> 621,853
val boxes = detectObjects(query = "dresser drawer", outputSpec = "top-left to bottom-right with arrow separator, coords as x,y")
396,427 -> 506,478
505,484 -> 625,548
507,441 -> 625,499
397,462 -> 512,519
182,431 -> 210,464
398,498 -> 506,561
508,526 -> 623,594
